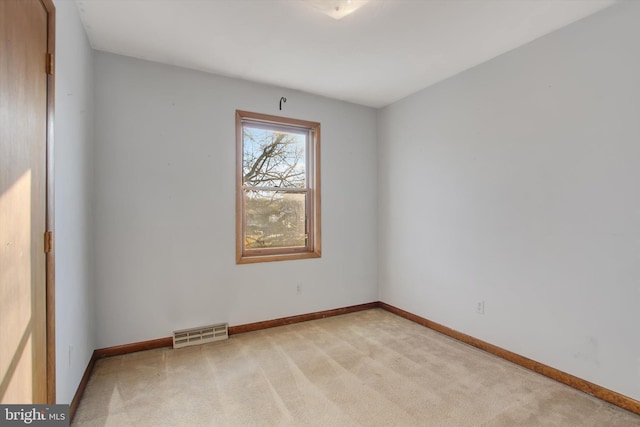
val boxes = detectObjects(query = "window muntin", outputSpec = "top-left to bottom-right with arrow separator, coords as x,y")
236,110 -> 321,263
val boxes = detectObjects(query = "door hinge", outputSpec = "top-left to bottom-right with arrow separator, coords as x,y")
44,231 -> 53,253
46,53 -> 54,75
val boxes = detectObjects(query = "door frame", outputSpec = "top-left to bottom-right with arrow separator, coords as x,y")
42,0 -> 56,404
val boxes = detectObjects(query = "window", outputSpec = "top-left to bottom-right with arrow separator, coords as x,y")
236,110 -> 321,263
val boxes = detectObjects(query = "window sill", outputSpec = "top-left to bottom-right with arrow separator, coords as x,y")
236,250 -> 321,264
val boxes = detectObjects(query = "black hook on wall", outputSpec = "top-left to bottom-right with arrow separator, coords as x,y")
279,97 -> 287,110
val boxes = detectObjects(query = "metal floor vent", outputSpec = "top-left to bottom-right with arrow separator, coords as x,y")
173,323 -> 228,349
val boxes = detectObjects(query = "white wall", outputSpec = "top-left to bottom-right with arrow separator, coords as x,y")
378,1 -> 640,401
53,0 -> 95,404
93,53 -> 378,348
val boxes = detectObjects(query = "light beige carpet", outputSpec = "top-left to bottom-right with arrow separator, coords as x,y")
73,309 -> 640,426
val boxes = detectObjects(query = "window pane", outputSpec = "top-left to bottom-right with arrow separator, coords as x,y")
243,126 -> 306,188
244,190 -> 307,249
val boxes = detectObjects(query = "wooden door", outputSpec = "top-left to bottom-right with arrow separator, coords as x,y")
0,0 -> 55,404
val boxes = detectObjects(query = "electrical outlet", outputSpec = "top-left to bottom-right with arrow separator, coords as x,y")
296,284 -> 302,295
476,301 -> 485,315
68,344 -> 73,368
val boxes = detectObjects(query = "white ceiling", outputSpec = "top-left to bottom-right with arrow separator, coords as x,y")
75,0 -> 617,108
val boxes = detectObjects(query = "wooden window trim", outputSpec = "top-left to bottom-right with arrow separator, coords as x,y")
236,110 -> 321,264
43,0 -> 56,404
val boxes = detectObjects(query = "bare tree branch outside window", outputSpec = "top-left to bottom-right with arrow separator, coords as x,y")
243,128 -> 305,188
